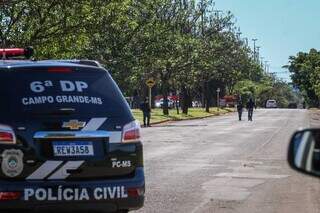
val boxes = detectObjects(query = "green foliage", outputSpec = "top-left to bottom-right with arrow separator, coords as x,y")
234,80 -> 256,103
0,0 -> 95,58
234,78 -> 298,108
1,0 -> 278,112
287,48 -> 320,107
257,81 -> 295,108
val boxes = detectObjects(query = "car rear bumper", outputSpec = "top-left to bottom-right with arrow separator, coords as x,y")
0,167 -> 145,212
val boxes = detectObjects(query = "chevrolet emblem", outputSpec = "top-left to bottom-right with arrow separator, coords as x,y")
62,120 -> 86,130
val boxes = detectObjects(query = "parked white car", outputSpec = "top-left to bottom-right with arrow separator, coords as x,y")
155,99 -> 175,108
266,99 -> 277,108
192,101 -> 202,107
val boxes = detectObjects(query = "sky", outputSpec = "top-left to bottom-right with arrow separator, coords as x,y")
214,0 -> 320,82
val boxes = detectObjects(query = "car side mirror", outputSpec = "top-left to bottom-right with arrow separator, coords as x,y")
288,128 -> 320,177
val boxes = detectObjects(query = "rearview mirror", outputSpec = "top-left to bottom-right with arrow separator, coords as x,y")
288,129 -> 320,177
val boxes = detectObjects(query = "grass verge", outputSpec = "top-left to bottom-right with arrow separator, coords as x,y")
132,107 -> 235,124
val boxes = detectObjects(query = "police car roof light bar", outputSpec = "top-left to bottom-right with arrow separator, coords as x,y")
0,47 -> 34,59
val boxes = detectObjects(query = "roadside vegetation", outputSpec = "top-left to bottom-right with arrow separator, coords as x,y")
132,107 -> 234,124
234,78 -> 301,108
286,49 -> 320,107
1,0 -> 297,112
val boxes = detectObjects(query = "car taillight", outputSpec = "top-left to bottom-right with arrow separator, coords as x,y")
0,192 -> 21,201
122,120 -> 141,143
0,125 -> 16,144
127,187 -> 145,197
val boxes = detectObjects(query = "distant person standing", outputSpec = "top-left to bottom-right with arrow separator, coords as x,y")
140,98 -> 151,127
246,98 -> 256,121
237,99 -> 244,121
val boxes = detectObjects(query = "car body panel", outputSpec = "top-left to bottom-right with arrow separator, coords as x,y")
0,61 -> 144,211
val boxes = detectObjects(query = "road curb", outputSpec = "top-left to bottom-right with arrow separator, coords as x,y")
141,109 -> 235,127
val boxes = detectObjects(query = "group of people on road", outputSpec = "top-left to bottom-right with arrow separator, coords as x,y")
141,96 -> 256,127
236,98 -> 256,121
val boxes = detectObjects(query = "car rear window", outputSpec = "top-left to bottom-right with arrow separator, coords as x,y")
0,66 -> 132,120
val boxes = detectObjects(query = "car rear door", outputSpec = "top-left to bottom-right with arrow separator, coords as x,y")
0,65 -> 142,181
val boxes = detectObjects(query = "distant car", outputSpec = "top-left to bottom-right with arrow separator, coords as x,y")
288,103 -> 298,109
266,100 -> 277,108
155,99 -> 174,108
192,101 -> 202,108
155,100 -> 162,108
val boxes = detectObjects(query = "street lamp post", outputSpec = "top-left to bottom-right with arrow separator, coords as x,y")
264,61 -> 269,73
252,38 -> 257,61
256,46 -> 260,59
217,88 -> 221,111
244,37 -> 249,46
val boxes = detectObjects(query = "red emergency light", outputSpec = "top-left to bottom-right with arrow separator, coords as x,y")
0,47 -> 34,59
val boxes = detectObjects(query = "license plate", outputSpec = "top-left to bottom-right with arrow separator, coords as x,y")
52,141 -> 94,157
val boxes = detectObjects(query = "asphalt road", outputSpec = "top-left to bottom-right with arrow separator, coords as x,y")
134,109 -> 320,213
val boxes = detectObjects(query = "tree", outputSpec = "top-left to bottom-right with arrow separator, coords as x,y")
1,0 -> 270,114
0,0 -> 98,58
286,49 -> 320,107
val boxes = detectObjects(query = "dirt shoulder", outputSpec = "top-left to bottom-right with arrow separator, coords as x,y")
308,109 -> 320,127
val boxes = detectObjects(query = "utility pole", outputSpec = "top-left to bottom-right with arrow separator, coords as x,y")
244,38 -> 248,46
256,46 -> 260,62
201,2 -> 206,109
217,88 -> 221,111
237,32 -> 242,39
252,39 -> 258,61
260,57 -> 264,68
236,27 -> 241,39
264,61 -> 269,73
